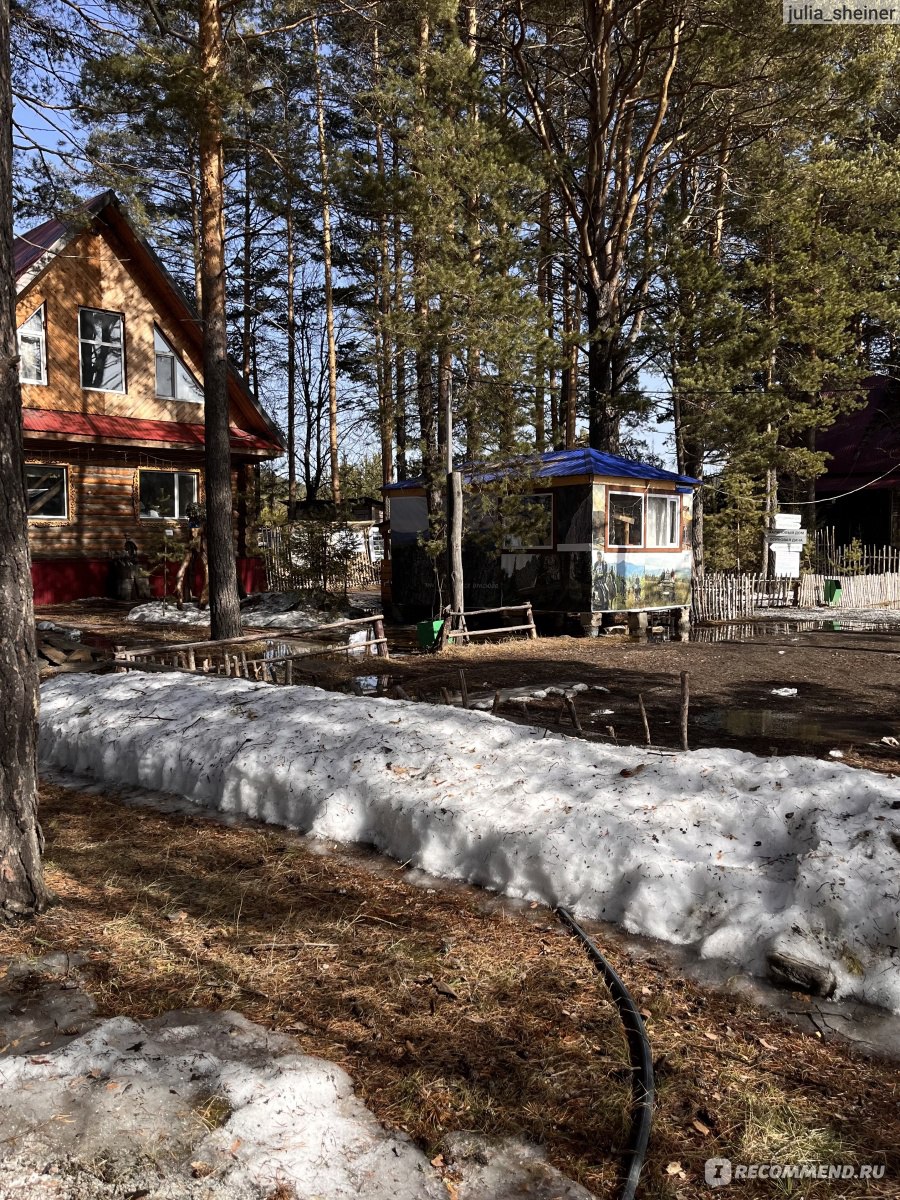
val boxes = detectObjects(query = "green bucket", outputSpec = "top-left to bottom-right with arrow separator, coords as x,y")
416,619 -> 445,650
823,578 -> 842,606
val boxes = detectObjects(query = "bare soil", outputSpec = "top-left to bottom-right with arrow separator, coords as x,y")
2,781 -> 899,1198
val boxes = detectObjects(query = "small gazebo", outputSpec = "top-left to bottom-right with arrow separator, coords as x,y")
382,448 -> 699,634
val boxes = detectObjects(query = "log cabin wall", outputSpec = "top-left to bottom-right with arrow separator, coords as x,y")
25,446 -> 263,603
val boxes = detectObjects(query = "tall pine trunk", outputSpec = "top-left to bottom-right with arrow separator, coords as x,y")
198,0 -> 242,640
286,203 -> 297,519
0,0 -> 46,917
312,15 -> 341,505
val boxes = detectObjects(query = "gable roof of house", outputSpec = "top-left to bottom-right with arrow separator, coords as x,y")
384,447 -> 699,491
14,191 -> 285,458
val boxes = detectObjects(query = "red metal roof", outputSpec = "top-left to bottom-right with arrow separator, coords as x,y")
14,193 -> 112,279
23,408 -> 281,455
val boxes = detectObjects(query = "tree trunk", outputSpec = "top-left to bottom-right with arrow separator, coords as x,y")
585,286 -> 619,453
312,15 -> 341,505
373,19 -> 394,492
0,0 -> 46,917
198,0 -> 242,640
286,203 -> 297,520
391,135 -> 407,481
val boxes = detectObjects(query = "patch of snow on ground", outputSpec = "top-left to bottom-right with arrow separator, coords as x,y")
125,601 -> 210,626
36,620 -> 82,641
0,1008 -> 444,1199
0,994 -> 591,1200
126,592 -> 348,631
39,673 -> 900,1014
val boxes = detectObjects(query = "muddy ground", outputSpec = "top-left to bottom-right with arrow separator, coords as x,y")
39,600 -> 900,775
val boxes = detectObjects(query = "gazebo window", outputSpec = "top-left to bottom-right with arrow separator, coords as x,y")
608,493 -> 644,547
647,495 -> 680,548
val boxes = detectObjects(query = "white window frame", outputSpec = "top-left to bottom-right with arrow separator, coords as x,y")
26,464 -> 68,521
79,307 -> 126,394
607,490 -> 645,549
646,494 -> 681,549
18,304 -> 47,385
154,325 -> 204,403
138,469 -> 199,520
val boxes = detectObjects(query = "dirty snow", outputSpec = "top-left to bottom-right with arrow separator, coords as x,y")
0,980 -> 589,1200
126,592 -> 347,631
39,673 -> 900,1014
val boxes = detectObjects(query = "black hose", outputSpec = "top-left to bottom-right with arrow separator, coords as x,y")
556,906 -> 654,1200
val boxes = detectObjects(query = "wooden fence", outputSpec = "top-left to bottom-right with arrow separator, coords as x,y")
258,524 -> 381,594
797,572 -> 900,608
695,571 -> 900,620
114,614 -> 389,683
809,530 -> 900,576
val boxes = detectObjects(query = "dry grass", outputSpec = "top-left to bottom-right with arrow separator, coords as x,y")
1,783 -> 898,1198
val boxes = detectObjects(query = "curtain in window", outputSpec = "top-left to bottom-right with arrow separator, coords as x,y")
647,496 -> 677,547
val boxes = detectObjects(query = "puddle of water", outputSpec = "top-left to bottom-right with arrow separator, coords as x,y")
693,619 -> 900,642
695,707 -> 886,746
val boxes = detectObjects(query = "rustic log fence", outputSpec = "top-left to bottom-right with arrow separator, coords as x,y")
258,524 -> 381,593
115,614 -> 389,684
695,571 -> 900,620
439,603 -> 538,648
809,529 -> 900,576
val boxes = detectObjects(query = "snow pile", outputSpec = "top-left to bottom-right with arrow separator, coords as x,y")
36,620 -> 81,641
126,592 -> 348,630
125,601 -> 209,626
0,1009 -> 445,1199
40,673 -> 900,1013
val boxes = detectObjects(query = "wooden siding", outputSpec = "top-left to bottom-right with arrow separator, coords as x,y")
17,229 -> 216,427
25,450 -> 254,560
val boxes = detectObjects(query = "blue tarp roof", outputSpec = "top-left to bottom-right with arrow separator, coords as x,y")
384,447 -> 699,491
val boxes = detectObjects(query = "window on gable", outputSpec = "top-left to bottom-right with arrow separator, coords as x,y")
18,305 -> 47,384
154,327 -> 204,403
26,465 -> 67,519
138,469 -> 199,519
79,308 -> 125,392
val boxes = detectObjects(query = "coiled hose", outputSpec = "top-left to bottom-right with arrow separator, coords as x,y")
556,907 -> 654,1200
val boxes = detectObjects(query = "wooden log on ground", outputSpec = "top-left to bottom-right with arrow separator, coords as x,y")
680,671 -> 690,752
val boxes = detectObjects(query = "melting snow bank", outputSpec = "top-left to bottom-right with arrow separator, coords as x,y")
0,1004 -> 591,1199
126,592 -> 348,630
40,673 -> 900,1014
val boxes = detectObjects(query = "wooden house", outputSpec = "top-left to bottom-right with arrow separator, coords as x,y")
14,191 -> 284,605
382,448 -> 698,633
814,376 -> 900,546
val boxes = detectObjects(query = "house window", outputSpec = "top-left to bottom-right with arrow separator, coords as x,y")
154,327 -> 204,403
18,305 -> 46,384
79,307 -> 125,392
608,492 -> 644,547
139,470 -> 198,519
26,465 -> 67,519
647,495 -> 680,548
